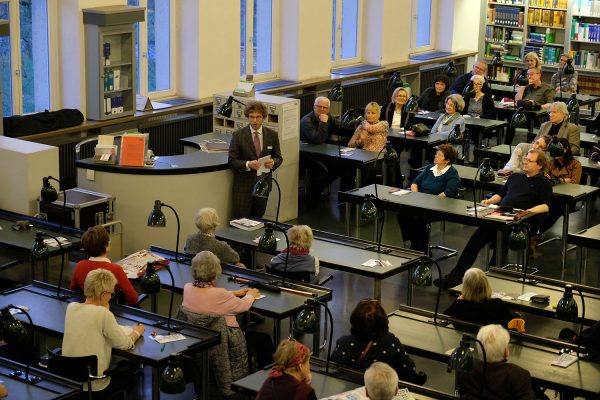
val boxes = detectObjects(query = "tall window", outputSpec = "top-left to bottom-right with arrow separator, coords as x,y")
331,0 -> 360,66
1,0 -> 50,117
127,0 -> 173,98
240,0 -> 278,80
411,0 -> 436,53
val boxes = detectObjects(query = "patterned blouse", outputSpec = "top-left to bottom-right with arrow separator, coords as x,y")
348,120 -> 389,152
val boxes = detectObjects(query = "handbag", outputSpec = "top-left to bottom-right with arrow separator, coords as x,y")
411,123 -> 431,137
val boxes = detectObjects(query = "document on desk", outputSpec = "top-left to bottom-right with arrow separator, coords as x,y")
321,386 -> 369,400
257,155 -> 271,175
339,147 -> 355,156
362,259 -> 392,268
153,333 -> 187,344
551,353 -> 578,368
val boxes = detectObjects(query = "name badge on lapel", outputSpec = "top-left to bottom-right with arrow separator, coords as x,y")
267,146 -> 273,150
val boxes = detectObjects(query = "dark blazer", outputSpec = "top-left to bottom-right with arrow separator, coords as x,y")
450,72 -> 491,95
464,93 -> 497,120
457,359 -> 536,400
417,87 -> 449,112
444,298 -> 514,328
228,125 -> 283,218
384,102 -> 415,130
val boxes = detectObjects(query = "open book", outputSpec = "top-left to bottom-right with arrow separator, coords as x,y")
117,249 -> 166,279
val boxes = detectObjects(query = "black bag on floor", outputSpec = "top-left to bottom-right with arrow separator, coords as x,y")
3,109 -> 84,137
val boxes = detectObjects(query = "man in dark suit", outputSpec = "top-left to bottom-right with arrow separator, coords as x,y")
228,100 -> 283,218
449,60 -> 491,96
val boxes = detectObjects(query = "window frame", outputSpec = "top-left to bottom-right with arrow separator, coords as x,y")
331,0 -> 363,68
410,0 -> 437,54
130,0 -> 176,100
240,0 -> 280,82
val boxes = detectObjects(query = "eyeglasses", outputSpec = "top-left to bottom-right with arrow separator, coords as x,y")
315,105 -> 329,109
523,157 -> 537,163
359,299 -> 379,304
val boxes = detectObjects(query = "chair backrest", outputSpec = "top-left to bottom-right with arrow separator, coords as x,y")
46,348 -> 99,389
267,267 -> 311,283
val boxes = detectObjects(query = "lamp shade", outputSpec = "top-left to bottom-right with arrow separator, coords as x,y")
328,83 -> 343,101
567,94 -> 579,113
556,284 -> 579,321
40,177 -> 58,203
564,58 -> 575,75
447,124 -> 464,145
383,142 -> 399,165
462,81 -> 475,99
0,307 -> 28,346
412,260 -> 433,287
258,223 -> 277,252
548,137 -> 564,158
491,52 -> 503,67
444,61 -> 458,77
510,108 -> 527,129
148,200 -> 166,227
405,95 -> 419,113
508,224 -> 527,251
447,335 -> 473,372
479,158 -> 496,182
160,357 -> 186,394
141,262 -> 161,294
516,69 -> 529,86
31,231 -> 50,261
216,96 -> 234,118
252,174 -> 270,198
387,71 -> 403,92
360,194 -> 378,223
293,302 -> 319,334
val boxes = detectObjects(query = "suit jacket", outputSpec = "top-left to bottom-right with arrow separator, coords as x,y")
228,125 -> 283,218
457,359 -> 535,400
536,118 -> 581,155
384,102 -> 415,130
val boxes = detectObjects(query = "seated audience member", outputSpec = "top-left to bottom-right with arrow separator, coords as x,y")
397,144 -> 460,252
498,135 -> 550,175
463,75 -> 497,120
551,53 -> 578,94
444,268 -> 514,327
70,225 -> 139,305
300,96 -> 340,201
559,321 -> 600,352
63,269 -> 145,395
182,251 -> 272,369
270,225 -> 319,284
348,102 -> 389,152
514,67 -> 555,109
332,299 -> 427,385
364,362 -> 399,400
537,138 -> 582,237
457,324 -> 536,400
385,87 -> 415,130
256,339 -> 316,400
535,101 -> 581,155
450,60 -> 491,95
513,52 -> 541,87
184,207 -> 245,267
435,150 -> 552,288
418,74 -> 451,112
431,94 -> 465,137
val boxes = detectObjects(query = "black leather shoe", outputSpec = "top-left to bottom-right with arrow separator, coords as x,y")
433,274 -> 462,289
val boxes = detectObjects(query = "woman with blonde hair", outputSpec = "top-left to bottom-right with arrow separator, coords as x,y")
385,87 -> 415,130
348,101 -> 389,152
270,225 -> 320,283
444,268 -> 514,327
256,339 -> 316,400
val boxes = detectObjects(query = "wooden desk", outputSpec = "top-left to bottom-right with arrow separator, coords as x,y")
386,128 -> 446,167
388,308 -> 600,398
337,184 -> 523,269
414,112 -> 509,149
453,164 -> 600,273
212,227 -> 422,300
0,356 -> 81,399
569,224 -> 600,284
1,282 -> 220,400
149,246 -> 332,345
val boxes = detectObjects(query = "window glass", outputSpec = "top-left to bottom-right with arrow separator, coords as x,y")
340,0 -> 357,59
415,0 -> 431,48
240,0 -> 246,76
253,0 -> 272,74
147,0 -> 170,91
0,2 -> 12,116
127,0 -> 141,94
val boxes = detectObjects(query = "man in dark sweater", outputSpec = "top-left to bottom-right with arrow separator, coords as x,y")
300,96 -> 339,201
435,149 -> 552,289
450,60 -> 491,96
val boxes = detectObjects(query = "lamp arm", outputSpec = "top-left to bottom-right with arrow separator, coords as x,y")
42,233 -> 65,299
428,257 -> 443,325
576,287 -> 585,358
271,176 -> 282,226
314,299 -> 334,374
231,97 -> 246,106
48,176 -> 66,233
374,146 -> 389,199
272,225 -> 290,286
522,221 -> 530,283
162,203 -> 181,262
9,305 -> 35,382
473,338 -> 487,399
473,166 -> 482,218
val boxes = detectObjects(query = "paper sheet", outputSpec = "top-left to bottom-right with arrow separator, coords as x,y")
153,333 -> 186,344
257,155 -> 272,175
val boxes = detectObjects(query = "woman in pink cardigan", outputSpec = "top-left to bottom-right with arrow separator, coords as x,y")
348,101 -> 389,152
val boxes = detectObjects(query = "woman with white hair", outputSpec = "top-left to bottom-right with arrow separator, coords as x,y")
364,362 -> 399,400
348,101 -> 389,152
463,75 -> 497,120
184,207 -> 245,267
457,324 -> 535,400
270,225 -> 319,283
444,268 -> 514,327
62,269 -> 145,395
431,94 -> 466,137
535,101 -> 581,155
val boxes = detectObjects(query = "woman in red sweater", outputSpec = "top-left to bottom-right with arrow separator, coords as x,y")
70,225 -> 139,305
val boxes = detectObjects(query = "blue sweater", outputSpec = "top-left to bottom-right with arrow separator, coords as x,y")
413,165 -> 460,197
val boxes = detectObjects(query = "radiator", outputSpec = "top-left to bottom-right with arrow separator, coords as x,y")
419,65 -> 465,94
341,77 -> 389,112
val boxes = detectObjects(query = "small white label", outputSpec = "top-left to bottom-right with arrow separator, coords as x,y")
86,169 -> 95,181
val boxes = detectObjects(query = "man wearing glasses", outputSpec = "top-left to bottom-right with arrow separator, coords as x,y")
514,67 -> 555,109
435,149 -> 552,289
299,96 -> 340,201
450,60 -> 492,96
